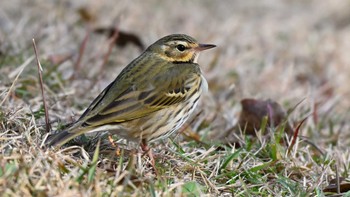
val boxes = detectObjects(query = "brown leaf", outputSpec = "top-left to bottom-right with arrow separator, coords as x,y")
323,178 -> 350,193
238,98 -> 293,136
94,28 -> 145,51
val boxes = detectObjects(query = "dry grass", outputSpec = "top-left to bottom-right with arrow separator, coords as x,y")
1,0 -> 350,196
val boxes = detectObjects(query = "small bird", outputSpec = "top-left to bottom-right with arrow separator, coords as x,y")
46,34 -> 216,150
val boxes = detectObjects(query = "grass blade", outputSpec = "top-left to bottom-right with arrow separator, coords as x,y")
88,139 -> 101,183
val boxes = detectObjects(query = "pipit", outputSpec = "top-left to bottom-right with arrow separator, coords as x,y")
46,34 -> 216,153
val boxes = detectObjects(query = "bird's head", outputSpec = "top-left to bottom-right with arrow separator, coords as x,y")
148,34 -> 216,63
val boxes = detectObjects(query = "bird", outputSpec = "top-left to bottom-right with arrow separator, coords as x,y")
45,34 -> 216,151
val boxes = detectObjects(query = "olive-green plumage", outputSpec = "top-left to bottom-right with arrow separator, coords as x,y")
46,34 -> 216,147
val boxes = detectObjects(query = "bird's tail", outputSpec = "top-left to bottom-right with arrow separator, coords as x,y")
45,130 -> 78,148
44,126 -> 102,148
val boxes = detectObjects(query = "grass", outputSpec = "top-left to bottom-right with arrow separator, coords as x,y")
1,0 -> 350,196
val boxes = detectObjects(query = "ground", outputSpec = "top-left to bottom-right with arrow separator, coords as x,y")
1,0 -> 350,196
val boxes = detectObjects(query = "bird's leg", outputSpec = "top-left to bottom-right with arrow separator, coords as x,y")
108,135 -> 122,156
140,139 -> 158,175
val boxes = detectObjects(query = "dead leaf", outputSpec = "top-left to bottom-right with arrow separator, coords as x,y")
323,178 -> 350,193
238,98 -> 293,136
94,28 -> 144,51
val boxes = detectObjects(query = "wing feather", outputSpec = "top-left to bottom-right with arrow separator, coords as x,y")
73,63 -> 200,128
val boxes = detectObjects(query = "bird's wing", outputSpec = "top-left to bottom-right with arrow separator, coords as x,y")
74,64 -> 200,127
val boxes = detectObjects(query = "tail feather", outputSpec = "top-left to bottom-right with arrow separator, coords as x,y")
45,125 -> 115,148
45,130 -> 78,148
45,126 -> 100,148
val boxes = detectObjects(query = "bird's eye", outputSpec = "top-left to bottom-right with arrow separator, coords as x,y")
176,44 -> 186,52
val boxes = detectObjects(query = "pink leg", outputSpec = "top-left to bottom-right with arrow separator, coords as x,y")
140,140 -> 158,175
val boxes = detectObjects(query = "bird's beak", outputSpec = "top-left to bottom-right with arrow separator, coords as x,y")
195,43 -> 216,51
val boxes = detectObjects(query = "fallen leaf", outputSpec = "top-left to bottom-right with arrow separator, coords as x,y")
238,98 -> 293,136
323,178 -> 350,193
94,28 -> 145,51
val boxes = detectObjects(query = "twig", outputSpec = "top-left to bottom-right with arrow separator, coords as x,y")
336,163 -> 340,194
71,29 -> 90,80
94,24 -> 119,84
88,24 -> 120,90
298,136 -> 325,156
286,116 -> 308,155
312,101 -> 319,125
286,97 -> 306,115
32,39 -> 51,133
